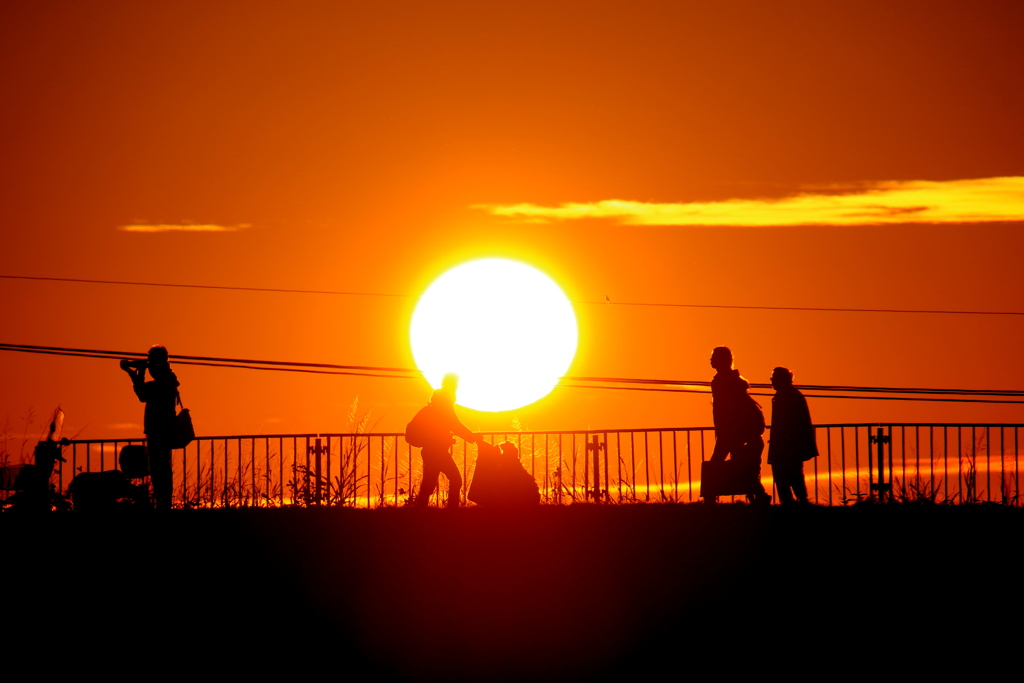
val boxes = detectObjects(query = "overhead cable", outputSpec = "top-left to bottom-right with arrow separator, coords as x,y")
4,273 -> 1023,317
3,341 -> 1023,404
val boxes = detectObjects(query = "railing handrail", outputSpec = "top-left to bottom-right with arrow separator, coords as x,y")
28,422 -> 1024,509
62,422 -> 1024,445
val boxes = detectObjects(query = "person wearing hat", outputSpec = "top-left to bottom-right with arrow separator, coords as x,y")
121,345 -> 179,509
413,373 -> 478,508
767,366 -> 818,505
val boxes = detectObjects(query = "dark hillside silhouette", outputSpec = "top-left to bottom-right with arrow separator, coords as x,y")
6,505 -> 1021,680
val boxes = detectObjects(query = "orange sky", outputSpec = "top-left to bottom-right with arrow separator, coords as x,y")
2,1 -> 1023,441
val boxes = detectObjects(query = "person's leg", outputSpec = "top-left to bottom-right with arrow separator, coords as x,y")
739,438 -> 770,505
773,463 -> 796,504
148,440 -> 173,510
416,450 -> 442,507
792,462 -> 809,503
436,453 -> 463,508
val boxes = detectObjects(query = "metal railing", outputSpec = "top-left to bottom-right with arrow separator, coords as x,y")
46,423 -> 1023,507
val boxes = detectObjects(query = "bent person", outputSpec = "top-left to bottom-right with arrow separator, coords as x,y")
121,345 -> 179,510
767,366 -> 818,505
707,346 -> 771,505
413,373 -> 477,508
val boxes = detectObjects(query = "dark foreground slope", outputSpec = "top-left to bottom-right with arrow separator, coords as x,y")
7,504 -> 1021,680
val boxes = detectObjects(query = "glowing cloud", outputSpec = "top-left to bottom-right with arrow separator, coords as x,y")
477,177 -> 1024,227
118,224 -> 250,233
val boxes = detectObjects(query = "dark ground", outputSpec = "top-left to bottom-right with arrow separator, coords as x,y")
6,503 -> 1021,680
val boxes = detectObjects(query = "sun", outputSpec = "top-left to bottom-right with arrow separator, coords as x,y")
410,259 -> 578,412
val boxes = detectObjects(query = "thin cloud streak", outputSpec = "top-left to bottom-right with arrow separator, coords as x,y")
118,224 -> 251,233
478,177 -> 1024,226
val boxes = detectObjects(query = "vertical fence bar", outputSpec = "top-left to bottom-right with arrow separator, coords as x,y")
248,437 -> 254,507
955,425 -> 961,503
685,431 -> 693,502
393,436 -> 399,507
942,427 -> 949,503
985,425 -> 991,502
556,434 -> 563,504
998,426 -> 1004,503
544,434 -> 550,503
629,432 -> 636,502
643,432 -> 650,502
656,431 -> 665,501
899,425 -> 906,495
571,434 -> 576,502
615,432 -> 623,502
599,432 -> 608,503
587,434 -> 595,502
220,438 -> 227,507
887,426 -> 893,503
699,429 -> 706,501
378,435 -> 385,508
671,431 -> 678,502
854,427 -> 861,501
825,428 -> 832,505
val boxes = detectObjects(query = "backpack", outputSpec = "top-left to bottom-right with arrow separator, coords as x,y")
405,405 -> 435,447
739,395 -> 766,439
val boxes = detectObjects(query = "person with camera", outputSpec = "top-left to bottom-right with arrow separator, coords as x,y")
121,345 -> 179,510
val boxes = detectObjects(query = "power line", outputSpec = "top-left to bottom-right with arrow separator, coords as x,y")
0,274 -> 411,299
575,299 -> 1024,316
565,375 -> 1024,398
4,273 -> 1023,317
3,341 -> 1023,404
0,342 -> 416,374
557,384 -> 1024,404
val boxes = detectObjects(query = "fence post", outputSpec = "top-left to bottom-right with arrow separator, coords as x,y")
869,427 -> 891,502
309,437 -> 326,505
587,435 -> 604,502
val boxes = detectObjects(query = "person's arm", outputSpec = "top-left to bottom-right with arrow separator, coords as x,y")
440,402 -> 477,443
797,392 -> 819,457
124,366 -> 149,402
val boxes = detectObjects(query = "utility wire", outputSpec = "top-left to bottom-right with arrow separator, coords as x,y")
3,342 -> 1023,404
565,375 -> 1024,398
0,274 -> 410,299
574,299 -> 1024,317
4,273 -> 1023,317
557,384 -> 1024,404
0,342 -> 416,374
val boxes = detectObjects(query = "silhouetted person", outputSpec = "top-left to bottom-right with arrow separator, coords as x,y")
122,345 -> 178,510
768,367 -> 818,505
413,373 -> 477,508
707,346 -> 771,505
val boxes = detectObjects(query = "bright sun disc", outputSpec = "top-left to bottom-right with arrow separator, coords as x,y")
411,259 -> 578,411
